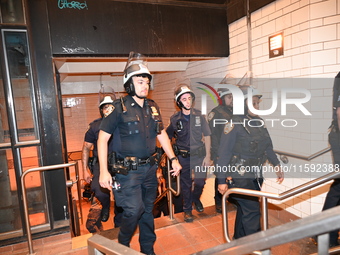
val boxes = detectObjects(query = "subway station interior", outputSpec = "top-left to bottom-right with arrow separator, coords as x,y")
0,0 -> 340,254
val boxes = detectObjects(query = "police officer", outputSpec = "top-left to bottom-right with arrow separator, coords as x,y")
166,85 -> 212,222
321,71 -> 340,247
98,52 -> 181,255
82,96 -> 119,224
216,86 -> 283,239
208,86 -> 233,213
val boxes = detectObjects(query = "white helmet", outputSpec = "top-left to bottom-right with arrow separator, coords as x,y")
175,85 -> 195,103
123,62 -> 152,85
239,86 -> 262,99
174,85 -> 195,110
123,52 -> 152,96
217,87 -> 232,98
99,96 -> 114,108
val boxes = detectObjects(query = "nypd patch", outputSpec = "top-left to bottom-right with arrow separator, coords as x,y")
208,111 -> 215,121
104,105 -> 115,117
224,122 -> 234,134
151,106 -> 159,116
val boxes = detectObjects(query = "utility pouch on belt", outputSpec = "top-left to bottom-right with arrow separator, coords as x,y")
172,144 -> 179,156
108,152 -> 129,176
124,157 -> 138,170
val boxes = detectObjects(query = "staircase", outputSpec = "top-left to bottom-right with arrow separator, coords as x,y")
0,204 -> 329,255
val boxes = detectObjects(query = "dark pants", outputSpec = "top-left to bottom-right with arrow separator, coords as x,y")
113,163 -> 158,254
91,163 -> 111,209
178,155 -> 206,212
214,176 -> 222,206
114,201 -> 124,227
322,130 -> 340,245
229,177 -> 263,239
92,163 -> 124,226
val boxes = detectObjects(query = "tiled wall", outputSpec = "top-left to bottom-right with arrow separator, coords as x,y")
152,0 -> 340,218
63,94 -> 102,153
63,94 -> 102,198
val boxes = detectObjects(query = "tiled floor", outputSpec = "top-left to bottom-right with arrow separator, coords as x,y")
73,179 -> 319,255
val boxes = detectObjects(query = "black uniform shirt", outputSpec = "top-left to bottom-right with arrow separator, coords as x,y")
166,108 -> 211,151
84,118 -> 120,157
216,115 -> 280,183
208,105 -> 233,161
99,95 -> 163,159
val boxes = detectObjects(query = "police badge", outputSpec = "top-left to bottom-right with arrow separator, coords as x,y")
195,116 -> 201,126
224,122 -> 234,134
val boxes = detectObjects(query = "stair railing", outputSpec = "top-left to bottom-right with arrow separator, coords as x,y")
153,154 -> 180,220
194,205 -> 340,255
220,170 -> 340,243
21,161 -> 80,255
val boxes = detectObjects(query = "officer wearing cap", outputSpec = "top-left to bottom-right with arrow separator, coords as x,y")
166,84 -> 211,222
216,86 -> 283,239
320,71 -> 340,247
208,86 -> 233,213
97,52 -> 181,255
82,96 -> 123,225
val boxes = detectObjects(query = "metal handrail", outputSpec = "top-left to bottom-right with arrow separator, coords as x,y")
21,161 -> 79,255
275,147 -> 331,162
154,154 -> 180,220
221,170 -> 340,243
88,233 -> 144,255
195,206 -> 340,255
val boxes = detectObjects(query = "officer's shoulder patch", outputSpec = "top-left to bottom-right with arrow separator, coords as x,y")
208,111 -> 215,121
104,105 -> 115,117
224,122 -> 234,134
151,106 -> 159,116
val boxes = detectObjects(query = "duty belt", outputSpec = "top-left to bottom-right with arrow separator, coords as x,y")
177,146 -> 205,158
117,155 -> 156,170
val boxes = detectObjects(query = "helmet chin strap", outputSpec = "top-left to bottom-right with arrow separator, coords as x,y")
135,94 -> 146,99
181,106 -> 191,111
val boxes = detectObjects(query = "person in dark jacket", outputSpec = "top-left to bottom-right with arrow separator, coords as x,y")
82,96 -> 123,230
217,86 -> 283,239
208,86 -> 234,213
321,72 -> 340,247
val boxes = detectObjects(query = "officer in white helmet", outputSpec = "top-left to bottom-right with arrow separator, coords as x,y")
82,96 -> 123,230
97,52 -> 181,255
166,84 -> 212,222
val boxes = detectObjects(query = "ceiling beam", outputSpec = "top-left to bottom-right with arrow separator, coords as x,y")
107,0 -> 228,9
56,61 -> 190,74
